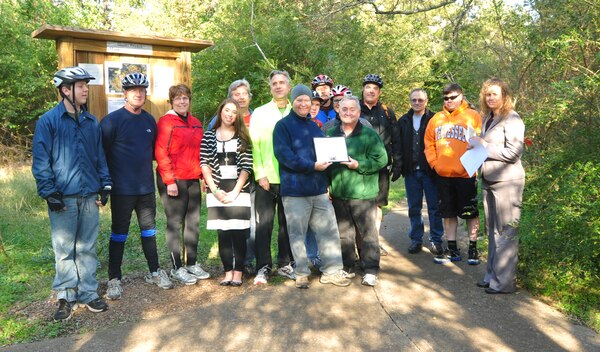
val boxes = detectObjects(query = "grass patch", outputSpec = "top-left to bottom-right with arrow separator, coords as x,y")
0,164 -> 281,345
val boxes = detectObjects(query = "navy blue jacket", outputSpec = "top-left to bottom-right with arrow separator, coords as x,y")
273,110 -> 328,197
100,107 -> 157,195
32,101 -> 111,198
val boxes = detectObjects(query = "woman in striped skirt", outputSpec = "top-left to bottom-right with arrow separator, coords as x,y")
201,99 -> 253,286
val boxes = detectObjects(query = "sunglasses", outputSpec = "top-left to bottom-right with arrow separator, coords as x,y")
411,98 -> 425,103
443,94 -> 460,101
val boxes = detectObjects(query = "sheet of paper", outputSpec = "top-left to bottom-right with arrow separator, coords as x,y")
460,141 -> 488,177
153,66 -> 175,97
78,63 -> 103,85
107,98 -> 126,114
313,137 -> 349,162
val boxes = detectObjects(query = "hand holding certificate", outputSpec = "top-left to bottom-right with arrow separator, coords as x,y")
313,137 -> 349,163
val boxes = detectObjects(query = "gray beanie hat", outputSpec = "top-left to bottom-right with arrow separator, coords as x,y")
290,84 -> 312,102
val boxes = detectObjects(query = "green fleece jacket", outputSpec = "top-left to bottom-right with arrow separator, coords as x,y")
326,122 -> 388,200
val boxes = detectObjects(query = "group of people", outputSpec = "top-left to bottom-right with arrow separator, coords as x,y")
32,66 -> 525,322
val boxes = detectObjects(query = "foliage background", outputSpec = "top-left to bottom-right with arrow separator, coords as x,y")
0,0 -> 598,342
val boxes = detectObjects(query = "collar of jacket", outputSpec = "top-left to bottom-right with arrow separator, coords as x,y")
289,109 -> 312,122
330,119 -> 364,138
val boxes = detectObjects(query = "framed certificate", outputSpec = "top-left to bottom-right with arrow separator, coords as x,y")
313,137 -> 349,162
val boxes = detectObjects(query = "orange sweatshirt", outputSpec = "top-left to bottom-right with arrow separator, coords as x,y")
424,100 -> 482,178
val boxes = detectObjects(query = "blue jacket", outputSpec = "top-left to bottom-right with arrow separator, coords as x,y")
100,107 -> 157,195
315,108 -> 336,125
32,101 -> 111,198
273,110 -> 328,197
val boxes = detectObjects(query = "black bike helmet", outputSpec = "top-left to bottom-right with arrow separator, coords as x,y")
362,74 -> 384,88
121,72 -> 149,90
53,67 -> 95,88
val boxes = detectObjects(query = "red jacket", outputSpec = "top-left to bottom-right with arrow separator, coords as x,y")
155,110 -> 203,184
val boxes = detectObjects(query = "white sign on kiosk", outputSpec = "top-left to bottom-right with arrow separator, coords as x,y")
107,41 -> 153,56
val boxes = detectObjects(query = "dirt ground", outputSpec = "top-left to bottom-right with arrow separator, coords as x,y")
11,266 -> 277,339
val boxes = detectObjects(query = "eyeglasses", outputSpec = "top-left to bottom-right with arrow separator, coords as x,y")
333,99 -> 343,104
173,96 -> 190,102
443,95 -> 460,101
411,98 -> 425,103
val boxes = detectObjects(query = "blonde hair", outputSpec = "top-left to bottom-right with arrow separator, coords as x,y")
479,78 -> 514,117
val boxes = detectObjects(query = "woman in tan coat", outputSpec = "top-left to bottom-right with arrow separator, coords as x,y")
471,78 -> 525,294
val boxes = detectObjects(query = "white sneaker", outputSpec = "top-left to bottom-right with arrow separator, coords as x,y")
361,273 -> 377,287
106,278 -> 122,300
145,268 -> 174,289
253,266 -> 269,285
185,263 -> 210,279
171,267 -> 197,285
277,263 -> 296,280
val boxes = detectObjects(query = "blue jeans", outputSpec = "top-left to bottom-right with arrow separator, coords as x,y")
282,194 -> 343,277
49,195 -> 100,304
404,170 -> 443,245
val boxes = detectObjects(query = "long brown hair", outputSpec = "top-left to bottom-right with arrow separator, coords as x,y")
479,78 -> 514,118
213,98 -> 251,152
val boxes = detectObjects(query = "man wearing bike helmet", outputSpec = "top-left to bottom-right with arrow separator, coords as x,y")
311,74 -> 336,124
32,66 -> 112,321
101,72 -> 173,300
360,74 -> 400,256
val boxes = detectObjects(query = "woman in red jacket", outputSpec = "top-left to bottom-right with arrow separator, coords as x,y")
156,84 -> 210,285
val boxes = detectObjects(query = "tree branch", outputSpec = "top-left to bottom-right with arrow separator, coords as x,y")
316,0 -> 457,18
369,0 -> 457,15
249,0 -> 275,69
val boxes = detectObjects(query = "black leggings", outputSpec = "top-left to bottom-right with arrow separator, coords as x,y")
218,229 -> 248,272
157,175 -> 201,269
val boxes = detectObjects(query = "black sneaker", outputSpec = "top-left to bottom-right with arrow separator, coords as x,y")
53,299 -> 76,322
467,248 -> 480,265
430,242 -> 444,255
85,297 -> 109,313
448,248 -> 462,262
408,242 -> 422,254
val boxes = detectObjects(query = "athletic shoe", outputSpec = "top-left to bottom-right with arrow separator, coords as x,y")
361,274 -> 377,287
430,242 -> 444,256
53,299 -> 77,322
320,270 -> 352,287
295,276 -> 309,289
447,248 -> 462,262
171,267 -> 198,285
85,298 -> 108,313
343,266 -> 356,278
277,263 -> 296,280
433,253 -> 450,264
145,268 -> 174,289
106,278 -> 122,300
253,266 -> 270,285
185,264 -> 210,279
467,248 -> 480,265
408,242 -> 422,254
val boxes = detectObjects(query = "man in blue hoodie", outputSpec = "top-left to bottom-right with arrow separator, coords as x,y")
273,84 -> 351,289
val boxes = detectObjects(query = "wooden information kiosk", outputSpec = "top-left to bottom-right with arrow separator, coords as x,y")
32,25 -> 213,119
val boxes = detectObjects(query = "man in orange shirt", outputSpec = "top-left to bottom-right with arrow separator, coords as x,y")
424,83 -> 482,265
